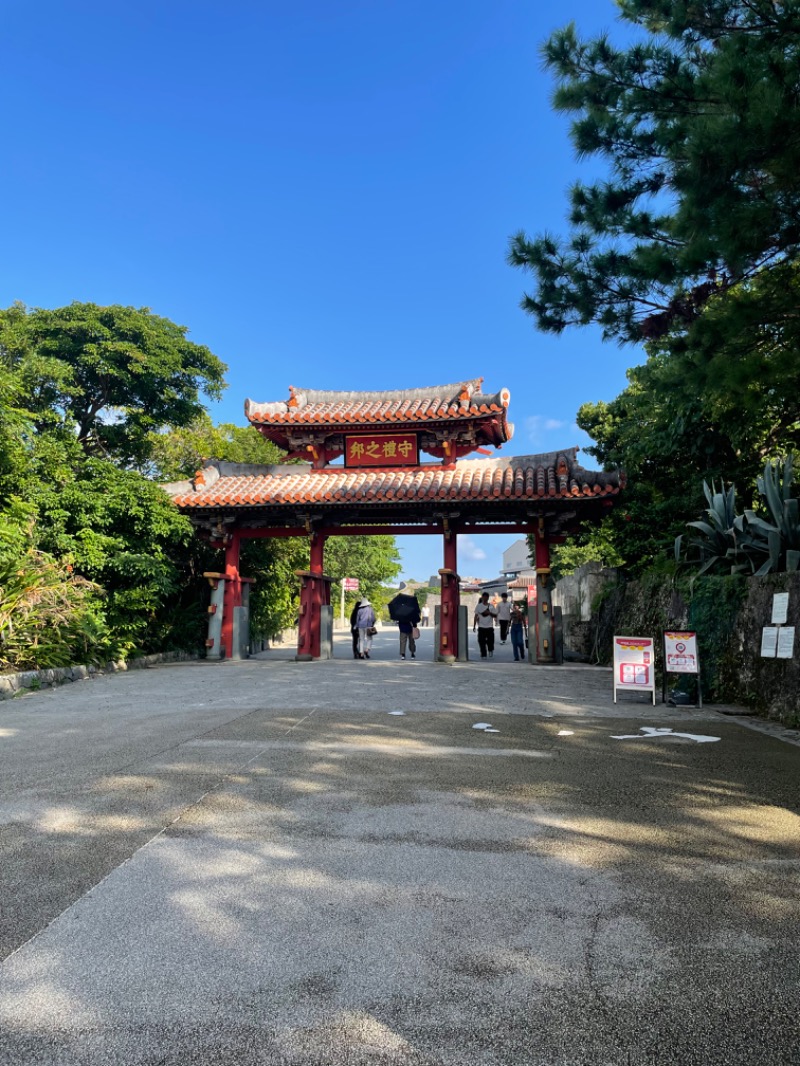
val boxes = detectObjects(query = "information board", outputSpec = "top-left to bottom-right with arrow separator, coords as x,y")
772,593 -> 789,625
777,626 -> 795,659
761,627 -> 779,657
342,578 -> 360,591
613,636 -> 656,704
664,631 -> 699,674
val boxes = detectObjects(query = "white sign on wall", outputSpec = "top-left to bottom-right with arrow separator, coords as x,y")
613,636 -> 656,705
761,627 -> 779,657
777,627 -> 795,659
772,593 -> 789,625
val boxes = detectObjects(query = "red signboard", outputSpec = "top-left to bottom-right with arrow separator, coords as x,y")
345,433 -> 419,468
342,578 -> 360,590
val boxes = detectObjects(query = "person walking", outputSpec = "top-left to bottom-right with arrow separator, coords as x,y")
496,592 -> 512,644
509,600 -> 528,662
349,598 -> 363,659
473,593 -> 497,659
421,604 -> 430,627
356,598 -> 376,659
398,594 -> 421,660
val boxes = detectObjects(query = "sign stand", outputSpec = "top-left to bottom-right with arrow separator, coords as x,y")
662,631 -> 702,707
613,636 -> 656,705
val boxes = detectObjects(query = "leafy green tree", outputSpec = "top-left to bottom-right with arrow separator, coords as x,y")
0,302 -> 226,465
0,358 -> 31,504
510,1 -> 800,347
509,1 -> 800,569
148,414 -> 286,480
325,535 -> 403,613
25,433 -> 197,650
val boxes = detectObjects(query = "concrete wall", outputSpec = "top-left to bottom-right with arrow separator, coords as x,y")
552,562 -> 620,661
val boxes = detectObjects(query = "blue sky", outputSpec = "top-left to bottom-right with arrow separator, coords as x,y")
2,0 -> 641,582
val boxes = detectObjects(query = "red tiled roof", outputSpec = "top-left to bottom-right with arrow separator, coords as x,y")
167,450 -> 625,510
244,380 -> 511,429
507,574 -> 538,587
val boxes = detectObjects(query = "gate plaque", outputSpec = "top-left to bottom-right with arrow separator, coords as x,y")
345,433 -> 419,468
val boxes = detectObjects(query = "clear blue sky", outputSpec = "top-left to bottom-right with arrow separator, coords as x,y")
2,0 -> 641,582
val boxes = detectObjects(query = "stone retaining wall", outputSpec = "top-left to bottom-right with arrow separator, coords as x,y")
0,651 -> 199,702
554,565 -> 800,726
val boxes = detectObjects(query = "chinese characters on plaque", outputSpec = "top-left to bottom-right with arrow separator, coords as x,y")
345,433 -> 419,468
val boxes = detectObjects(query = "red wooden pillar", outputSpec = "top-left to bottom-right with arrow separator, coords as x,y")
438,525 -> 460,662
221,530 -> 242,659
296,531 -> 330,660
533,520 -> 554,663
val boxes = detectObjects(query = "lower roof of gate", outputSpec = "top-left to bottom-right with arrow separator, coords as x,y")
164,450 -> 625,525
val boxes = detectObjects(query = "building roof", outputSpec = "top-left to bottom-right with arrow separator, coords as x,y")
507,574 -> 538,588
244,380 -> 512,443
166,449 -> 624,526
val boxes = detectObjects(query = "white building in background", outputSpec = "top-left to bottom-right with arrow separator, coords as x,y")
501,539 -> 535,582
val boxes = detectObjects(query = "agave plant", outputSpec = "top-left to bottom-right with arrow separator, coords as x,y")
675,481 -> 752,576
741,456 -> 800,575
677,457 -> 799,577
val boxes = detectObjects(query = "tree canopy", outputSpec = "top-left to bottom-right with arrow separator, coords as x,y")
510,0 -> 800,346
0,302 -> 227,466
511,0 -> 800,572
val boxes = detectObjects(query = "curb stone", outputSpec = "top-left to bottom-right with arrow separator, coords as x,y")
0,651 -> 199,701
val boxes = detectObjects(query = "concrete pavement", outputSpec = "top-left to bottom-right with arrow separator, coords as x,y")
1,632 -> 799,1064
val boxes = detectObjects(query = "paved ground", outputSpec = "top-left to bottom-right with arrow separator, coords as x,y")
1,629 -> 799,1065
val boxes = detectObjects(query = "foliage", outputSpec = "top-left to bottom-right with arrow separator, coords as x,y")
752,455 -> 800,572
148,414 -> 286,480
546,523 -> 623,580
25,440 -> 196,649
0,502 -> 118,670
509,1 -> 800,571
325,536 -> 402,612
0,301 -> 226,466
509,1 -> 800,346
675,480 -> 744,576
677,457 -> 800,576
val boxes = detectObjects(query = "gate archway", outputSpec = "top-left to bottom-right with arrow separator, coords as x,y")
164,380 -> 625,663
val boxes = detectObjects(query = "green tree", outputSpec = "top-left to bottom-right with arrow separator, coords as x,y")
26,434 -> 197,650
325,535 -> 403,613
0,302 -> 226,465
148,414 -> 286,480
510,1 -> 800,348
509,1 -> 800,569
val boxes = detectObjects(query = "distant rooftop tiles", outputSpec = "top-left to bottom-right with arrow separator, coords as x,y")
168,450 -> 625,511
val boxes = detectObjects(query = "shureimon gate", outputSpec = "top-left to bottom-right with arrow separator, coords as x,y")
165,379 -> 625,663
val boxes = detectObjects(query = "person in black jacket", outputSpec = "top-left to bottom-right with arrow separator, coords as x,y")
398,596 -> 421,660
349,598 -> 363,659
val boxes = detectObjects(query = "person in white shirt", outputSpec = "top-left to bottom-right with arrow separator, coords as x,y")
421,604 -> 430,626
473,593 -> 497,659
496,592 -> 512,644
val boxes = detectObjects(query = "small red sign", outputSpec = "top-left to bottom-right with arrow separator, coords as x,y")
345,433 -> 419,468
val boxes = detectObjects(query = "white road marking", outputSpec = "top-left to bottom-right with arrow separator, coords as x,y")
611,726 -> 720,744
